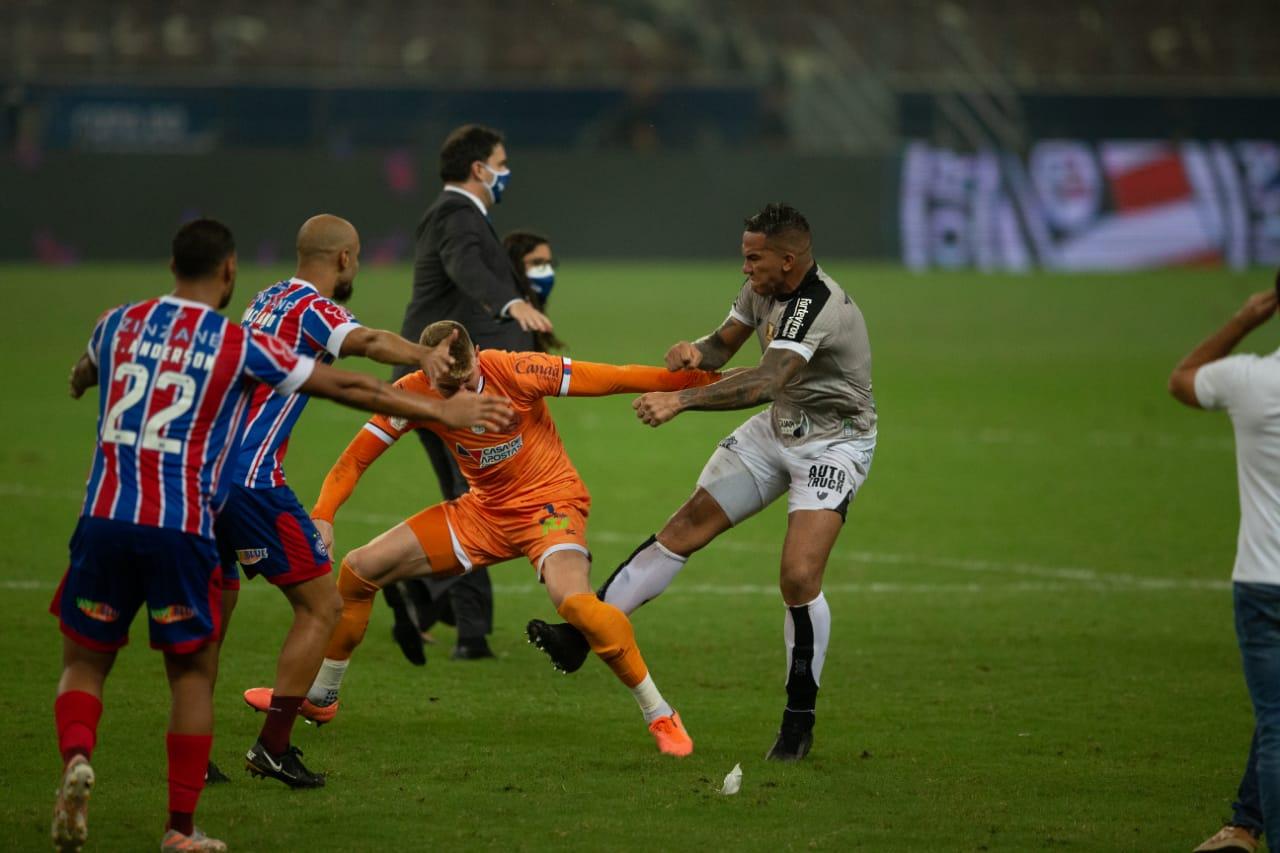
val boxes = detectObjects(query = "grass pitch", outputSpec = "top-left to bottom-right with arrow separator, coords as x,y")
0,260 -> 1270,851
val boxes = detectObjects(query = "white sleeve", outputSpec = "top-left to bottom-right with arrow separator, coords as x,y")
1194,355 -> 1252,410
767,339 -> 814,362
274,356 -> 317,397
324,321 -> 361,358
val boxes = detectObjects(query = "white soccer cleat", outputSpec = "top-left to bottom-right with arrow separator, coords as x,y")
51,754 -> 94,852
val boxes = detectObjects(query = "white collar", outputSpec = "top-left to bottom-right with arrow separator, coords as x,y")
444,185 -> 489,217
288,276 -> 318,293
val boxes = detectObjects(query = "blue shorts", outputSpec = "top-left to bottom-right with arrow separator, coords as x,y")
214,485 -> 332,588
50,517 -> 223,654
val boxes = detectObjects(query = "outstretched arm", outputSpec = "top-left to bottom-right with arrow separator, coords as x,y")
1169,289 -> 1277,408
634,347 -> 806,426
69,354 -> 98,399
310,428 -> 393,553
341,326 -> 456,376
299,362 -> 514,432
665,317 -> 755,372
565,361 -> 719,397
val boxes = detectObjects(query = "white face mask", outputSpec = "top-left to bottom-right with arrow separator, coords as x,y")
525,263 -> 555,300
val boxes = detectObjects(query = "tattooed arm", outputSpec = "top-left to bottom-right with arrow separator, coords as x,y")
634,347 -> 806,426
664,317 -> 755,372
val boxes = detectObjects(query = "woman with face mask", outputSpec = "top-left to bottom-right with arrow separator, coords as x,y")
503,230 -> 565,353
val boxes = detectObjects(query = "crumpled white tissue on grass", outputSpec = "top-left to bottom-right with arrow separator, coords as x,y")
719,763 -> 742,795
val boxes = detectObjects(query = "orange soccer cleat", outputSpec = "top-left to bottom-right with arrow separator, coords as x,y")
648,711 -> 694,757
242,687 -> 339,727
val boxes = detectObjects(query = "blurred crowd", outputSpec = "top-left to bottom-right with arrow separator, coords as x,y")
4,0 -> 1278,88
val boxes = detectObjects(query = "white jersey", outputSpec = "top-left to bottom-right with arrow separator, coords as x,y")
730,264 -> 875,446
1195,351 -> 1280,585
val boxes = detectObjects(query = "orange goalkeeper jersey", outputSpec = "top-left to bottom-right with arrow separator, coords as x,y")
313,350 -> 718,519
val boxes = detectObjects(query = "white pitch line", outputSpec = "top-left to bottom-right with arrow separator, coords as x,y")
0,485 -> 1230,593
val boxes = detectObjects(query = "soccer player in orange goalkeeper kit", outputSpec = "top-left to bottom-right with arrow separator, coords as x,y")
246,320 -> 718,755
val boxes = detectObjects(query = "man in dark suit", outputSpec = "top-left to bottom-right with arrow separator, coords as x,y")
388,124 -> 553,663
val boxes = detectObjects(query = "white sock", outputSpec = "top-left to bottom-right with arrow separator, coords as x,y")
630,673 -> 674,723
306,658 -> 348,707
599,535 -> 687,615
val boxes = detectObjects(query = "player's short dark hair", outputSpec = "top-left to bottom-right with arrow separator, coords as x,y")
744,203 -> 811,240
439,124 -> 504,183
172,219 -> 235,279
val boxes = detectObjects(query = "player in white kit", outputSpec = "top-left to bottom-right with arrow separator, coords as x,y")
528,203 -> 877,760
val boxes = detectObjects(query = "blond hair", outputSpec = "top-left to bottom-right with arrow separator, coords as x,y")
420,320 -> 475,380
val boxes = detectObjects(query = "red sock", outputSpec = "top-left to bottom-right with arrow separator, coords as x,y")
54,690 -> 102,764
258,695 -> 303,756
166,732 -> 211,836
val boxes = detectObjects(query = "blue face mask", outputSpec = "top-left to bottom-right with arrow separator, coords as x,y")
526,263 -> 555,301
482,163 -> 511,204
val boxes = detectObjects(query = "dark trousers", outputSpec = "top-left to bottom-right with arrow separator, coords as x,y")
383,428 -> 493,640
1231,582 -> 1280,835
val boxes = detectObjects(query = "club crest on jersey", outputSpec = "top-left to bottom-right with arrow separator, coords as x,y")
311,531 -> 328,558
764,322 -> 776,345
455,435 -> 523,468
236,548 -> 269,566
150,604 -> 197,624
76,598 -> 120,623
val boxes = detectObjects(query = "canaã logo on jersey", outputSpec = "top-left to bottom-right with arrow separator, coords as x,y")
150,605 -> 197,624
455,435 -> 523,468
514,357 -> 557,379
76,598 -> 120,622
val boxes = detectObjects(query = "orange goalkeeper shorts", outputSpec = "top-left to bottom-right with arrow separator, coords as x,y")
405,492 -> 590,577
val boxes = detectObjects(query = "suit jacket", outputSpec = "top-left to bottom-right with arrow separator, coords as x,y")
399,189 -> 534,353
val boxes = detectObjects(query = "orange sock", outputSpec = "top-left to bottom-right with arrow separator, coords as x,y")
557,593 -> 649,688
323,559 -> 381,661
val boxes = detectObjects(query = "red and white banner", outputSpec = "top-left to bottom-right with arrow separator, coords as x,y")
900,140 -> 1280,271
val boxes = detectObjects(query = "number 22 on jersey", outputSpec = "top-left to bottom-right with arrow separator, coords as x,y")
101,363 -> 196,454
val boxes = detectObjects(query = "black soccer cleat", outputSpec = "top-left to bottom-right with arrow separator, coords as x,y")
204,760 -> 230,784
765,711 -> 815,762
245,740 -> 326,789
765,727 -> 814,762
391,620 -> 427,666
525,619 -> 591,674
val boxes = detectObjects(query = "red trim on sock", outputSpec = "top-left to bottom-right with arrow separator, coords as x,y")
166,732 -> 211,827
55,690 -> 102,765
259,694 -> 303,755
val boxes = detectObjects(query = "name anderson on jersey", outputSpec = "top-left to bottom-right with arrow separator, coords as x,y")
124,339 -> 219,370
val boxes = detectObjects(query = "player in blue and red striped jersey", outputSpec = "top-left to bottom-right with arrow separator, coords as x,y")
214,215 -> 462,788
50,219 -> 513,853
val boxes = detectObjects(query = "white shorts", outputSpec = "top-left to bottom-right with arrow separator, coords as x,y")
696,410 -> 876,525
